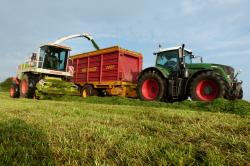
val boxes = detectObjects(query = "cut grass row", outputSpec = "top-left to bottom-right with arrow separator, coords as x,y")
0,91 -> 249,165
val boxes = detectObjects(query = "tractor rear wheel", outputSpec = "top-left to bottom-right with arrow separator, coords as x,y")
137,70 -> 166,101
81,85 -> 98,98
10,83 -> 20,98
20,74 -> 36,98
190,71 -> 228,101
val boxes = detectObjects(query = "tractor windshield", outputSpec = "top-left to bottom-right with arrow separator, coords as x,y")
184,51 -> 192,64
39,46 -> 69,71
156,50 -> 179,70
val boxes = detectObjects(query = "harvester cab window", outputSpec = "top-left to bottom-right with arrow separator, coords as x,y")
156,50 -> 179,70
40,46 -> 68,71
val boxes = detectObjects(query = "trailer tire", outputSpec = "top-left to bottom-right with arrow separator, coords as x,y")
20,74 -> 36,98
10,83 -> 20,98
190,71 -> 228,101
137,70 -> 166,101
81,85 -> 98,98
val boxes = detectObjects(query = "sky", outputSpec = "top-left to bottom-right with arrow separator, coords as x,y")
0,0 -> 249,100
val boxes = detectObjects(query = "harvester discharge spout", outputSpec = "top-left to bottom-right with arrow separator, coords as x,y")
53,33 -> 100,50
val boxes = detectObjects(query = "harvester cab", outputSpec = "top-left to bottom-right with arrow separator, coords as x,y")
39,44 -> 70,72
137,44 -> 243,102
10,33 -> 100,99
21,44 -> 72,77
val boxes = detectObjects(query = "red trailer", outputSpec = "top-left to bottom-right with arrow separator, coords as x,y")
70,46 -> 143,97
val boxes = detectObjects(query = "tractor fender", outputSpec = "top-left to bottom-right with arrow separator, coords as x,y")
138,67 -> 169,81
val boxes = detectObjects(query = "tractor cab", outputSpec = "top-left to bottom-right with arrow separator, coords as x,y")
155,46 -> 193,71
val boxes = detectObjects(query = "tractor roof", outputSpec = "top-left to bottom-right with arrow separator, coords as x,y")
155,46 -> 192,54
40,43 -> 72,50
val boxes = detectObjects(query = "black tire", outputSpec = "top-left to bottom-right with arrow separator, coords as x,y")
238,88 -> 243,99
10,83 -> 20,98
81,85 -> 98,98
190,71 -> 228,101
20,74 -> 36,98
137,70 -> 166,101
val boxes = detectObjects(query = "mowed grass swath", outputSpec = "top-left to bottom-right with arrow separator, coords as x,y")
0,82 -> 250,165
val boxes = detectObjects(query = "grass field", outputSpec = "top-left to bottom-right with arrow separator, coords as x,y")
0,79 -> 250,165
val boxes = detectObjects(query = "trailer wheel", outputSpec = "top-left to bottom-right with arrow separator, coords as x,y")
10,83 -> 20,98
81,85 -> 98,98
137,70 -> 166,101
20,74 -> 36,98
190,71 -> 228,101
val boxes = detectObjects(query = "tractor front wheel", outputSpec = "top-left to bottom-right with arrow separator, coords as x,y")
137,70 -> 166,101
190,71 -> 228,101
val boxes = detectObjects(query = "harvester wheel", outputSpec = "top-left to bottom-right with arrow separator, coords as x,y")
137,70 -> 166,101
81,85 -> 97,98
190,71 -> 228,101
20,74 -> 36,98
10,83 -> 20,98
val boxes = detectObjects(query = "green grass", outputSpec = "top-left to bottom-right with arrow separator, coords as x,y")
0,79 -> 250,165
0,77 -> 12,91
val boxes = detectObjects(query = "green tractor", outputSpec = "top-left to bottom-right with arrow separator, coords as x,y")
10,33 -> 100,99
137,44 -> 243,102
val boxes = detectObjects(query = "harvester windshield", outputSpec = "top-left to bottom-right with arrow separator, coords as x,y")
39,45 -> 69,71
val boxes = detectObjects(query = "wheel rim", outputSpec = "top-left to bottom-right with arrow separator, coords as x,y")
141,79 -> 159,100
10,87 -> 15,97
196,80 -> 219,101
21,80 -> 28,94
82,89 -> 88,98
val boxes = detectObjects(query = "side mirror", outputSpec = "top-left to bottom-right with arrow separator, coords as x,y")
31,53 -> 37,61
67,58 -> 73,66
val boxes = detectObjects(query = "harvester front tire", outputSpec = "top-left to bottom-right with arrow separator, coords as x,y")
137,70 -> 166,101
20,74 -> 36,98
10,83 -> 20,98
190,71 -> 228,101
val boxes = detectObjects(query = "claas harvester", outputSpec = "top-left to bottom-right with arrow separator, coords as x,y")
10,33 -> 100,99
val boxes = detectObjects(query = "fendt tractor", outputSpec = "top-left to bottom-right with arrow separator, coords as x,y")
137,44 -> 243,102
10,33 -> 100,99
